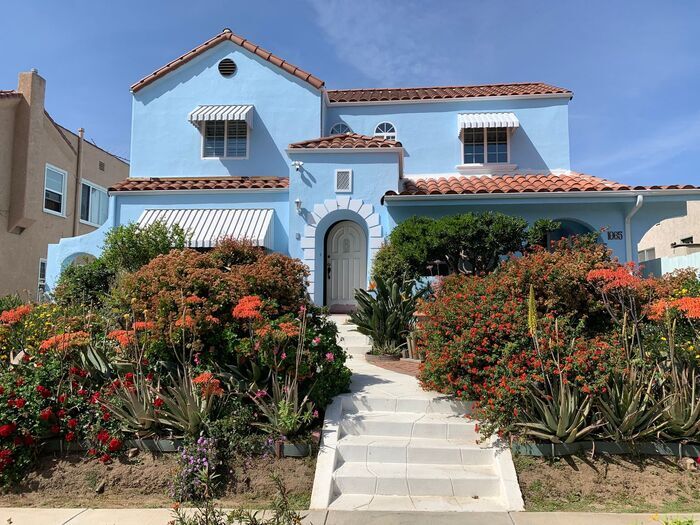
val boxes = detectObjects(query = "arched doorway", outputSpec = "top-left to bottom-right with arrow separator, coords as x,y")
549,219 -> 595,242
325,220 -> 367,313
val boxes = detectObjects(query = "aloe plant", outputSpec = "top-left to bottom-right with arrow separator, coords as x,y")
102,373 -> 159,438
350,275 -> 428,355
517,375 -> 601,443
662,364 -> 700,441
596,366 -> 667,442
155,372 -> 220,438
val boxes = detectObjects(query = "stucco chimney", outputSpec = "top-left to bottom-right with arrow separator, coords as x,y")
7,69 -> 46,234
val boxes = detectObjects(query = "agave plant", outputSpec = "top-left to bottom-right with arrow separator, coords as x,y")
662,363 -> 700,441
350,275 -> 429,356
596,366 -> 667,442
516,374 -> 601,443
102,373 -> 159,438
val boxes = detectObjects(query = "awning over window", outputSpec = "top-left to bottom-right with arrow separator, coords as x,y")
458,112 -> 519,129
188,105 -> 254,127
137,208 -> 274,249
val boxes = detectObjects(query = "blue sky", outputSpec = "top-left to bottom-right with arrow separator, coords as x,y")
1,1 -> 698,185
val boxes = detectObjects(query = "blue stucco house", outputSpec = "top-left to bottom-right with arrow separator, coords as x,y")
47,28 -> 700,311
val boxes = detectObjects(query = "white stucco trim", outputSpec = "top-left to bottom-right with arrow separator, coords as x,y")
108,188 -> 289,196
301,197 -> 382,304
384,189 -> 700,203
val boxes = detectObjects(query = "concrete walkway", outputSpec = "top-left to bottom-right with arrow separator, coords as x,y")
0,508 -> 697,525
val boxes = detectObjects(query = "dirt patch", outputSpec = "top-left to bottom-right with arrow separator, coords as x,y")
514,453 -> 700,513
0,452 -> 314,509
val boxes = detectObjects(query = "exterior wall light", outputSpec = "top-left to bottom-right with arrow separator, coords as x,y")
295,198 -> 302,214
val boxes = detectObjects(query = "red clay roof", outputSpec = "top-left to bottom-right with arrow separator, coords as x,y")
386,173 -> 700,197
131,29 -> 324,93
109,176 -> 289,192
327,82 -> 571,103
289,133 -> 402,150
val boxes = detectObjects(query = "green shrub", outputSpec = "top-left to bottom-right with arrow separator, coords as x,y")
371,242 -> 420,283
101,220 -> 188,273
0,295 -> 22,314
53,259 -> 114,306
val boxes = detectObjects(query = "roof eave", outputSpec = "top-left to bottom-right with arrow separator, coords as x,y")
286,147 -> 404,154
109,187 -> 289,196
327,92 -> 573,107
382,188 -> 700,204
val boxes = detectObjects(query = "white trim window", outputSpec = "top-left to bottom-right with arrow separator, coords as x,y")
202,120 -> 248,159
43,164 -> 66,216
330,122 -> 351,135
334,169 -> 353,193
461,127 -> 509,164
374,122 -> 396,140
38,258 -> 47,291
80,180 -> 109,226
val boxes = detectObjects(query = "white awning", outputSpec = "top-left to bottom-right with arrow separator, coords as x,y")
188,105 -> 254,127
137,208 -> 274,249
458,112 -> 519,129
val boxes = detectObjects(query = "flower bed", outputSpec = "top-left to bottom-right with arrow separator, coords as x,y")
417,236 -> 700,449
0,238 -> 350,493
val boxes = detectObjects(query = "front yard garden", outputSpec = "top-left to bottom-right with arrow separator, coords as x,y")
0,223 -> 350,518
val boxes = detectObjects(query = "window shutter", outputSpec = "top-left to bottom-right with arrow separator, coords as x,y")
335,169 -> 352,192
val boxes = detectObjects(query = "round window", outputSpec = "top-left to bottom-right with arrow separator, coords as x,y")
218,58 -> 237,77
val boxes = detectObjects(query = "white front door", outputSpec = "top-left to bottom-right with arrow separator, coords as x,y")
325,221 -> 367,313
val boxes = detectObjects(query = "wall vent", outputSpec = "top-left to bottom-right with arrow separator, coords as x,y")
218,58 -> 237,77
335,169 -> 352,193
98,161 -> 105,171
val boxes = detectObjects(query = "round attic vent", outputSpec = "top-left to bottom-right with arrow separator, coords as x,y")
218,58 -> 237,77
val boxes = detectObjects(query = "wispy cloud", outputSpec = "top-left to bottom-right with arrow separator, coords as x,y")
583,111 -> 700,179
306,0 -> 461,86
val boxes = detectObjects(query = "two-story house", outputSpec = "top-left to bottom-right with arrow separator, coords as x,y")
46,29 -> 700,311
1,70 -> 129,299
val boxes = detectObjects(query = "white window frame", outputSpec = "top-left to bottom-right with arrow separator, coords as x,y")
43,164 -> 67,217
200,120 -> 249,160
330,122 -> 351,135
460,127 -> 511,165
374,121 -> 397,140
38,258 -> 47,288
79,179 -> 109,227
334,169 -> 353,193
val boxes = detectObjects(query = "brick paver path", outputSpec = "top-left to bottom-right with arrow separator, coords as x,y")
369,358 -> 420,377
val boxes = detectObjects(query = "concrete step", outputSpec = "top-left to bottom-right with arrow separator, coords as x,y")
332,462 -> 500,498
328,493 -> 508,512
337,333 -> 369,346
339,412 -> 479,441
336,435 -> 493,465
341,395 -> 473,416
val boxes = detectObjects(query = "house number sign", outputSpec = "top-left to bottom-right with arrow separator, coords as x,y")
607,231 -> 623,240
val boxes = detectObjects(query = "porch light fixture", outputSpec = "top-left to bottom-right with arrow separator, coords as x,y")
292,160 -> 304,172
294,198 -> 302,214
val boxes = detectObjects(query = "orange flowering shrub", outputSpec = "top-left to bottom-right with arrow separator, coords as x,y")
0,305 -> 32,326
38,331 -> 90,353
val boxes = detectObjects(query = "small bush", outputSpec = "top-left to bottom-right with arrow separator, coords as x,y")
53,259 -> 114,306
101,220 -> 188,274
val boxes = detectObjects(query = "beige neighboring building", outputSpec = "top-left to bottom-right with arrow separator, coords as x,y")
0,70 -> 129,299
638,200 -> 700,261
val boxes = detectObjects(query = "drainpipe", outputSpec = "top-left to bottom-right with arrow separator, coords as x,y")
72,128 -> 84,236
624,194 -> 644,262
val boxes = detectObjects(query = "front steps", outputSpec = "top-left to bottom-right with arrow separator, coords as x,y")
310,316 -> 524,512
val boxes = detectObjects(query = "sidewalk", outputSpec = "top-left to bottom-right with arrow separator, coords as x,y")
0,508 -> 698,525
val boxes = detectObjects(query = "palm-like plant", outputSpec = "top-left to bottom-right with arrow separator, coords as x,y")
350,275 -> 428,355
517,374 -> 601,444
102,373 -> 159,438
155,372 -> 220,438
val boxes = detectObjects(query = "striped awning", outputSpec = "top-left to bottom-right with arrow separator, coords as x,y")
188,105 -> 254,127
458,112 -> 519,129
137,208 -> 274,249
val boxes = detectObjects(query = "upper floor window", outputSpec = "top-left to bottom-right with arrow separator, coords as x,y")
80,181 -> 108,226
330,122 -> 351,135
461,128 -> 509,164
374,122 -> 396,140
44,164 -> 66,216
203,120 -> 248,159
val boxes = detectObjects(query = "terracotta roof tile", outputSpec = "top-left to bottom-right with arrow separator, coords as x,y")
386,173 -> 700,197
289,133 -> 402,149
131,29 -> 324,93
327,82 -> 571,103
109,176 -> 289,192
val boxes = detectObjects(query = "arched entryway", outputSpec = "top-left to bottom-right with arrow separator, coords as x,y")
324,220 -> 367,313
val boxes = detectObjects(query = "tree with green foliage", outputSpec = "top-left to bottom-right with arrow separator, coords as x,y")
54,258 -> 114,306
526,218 -> 562,248
100,220 -> 188,273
